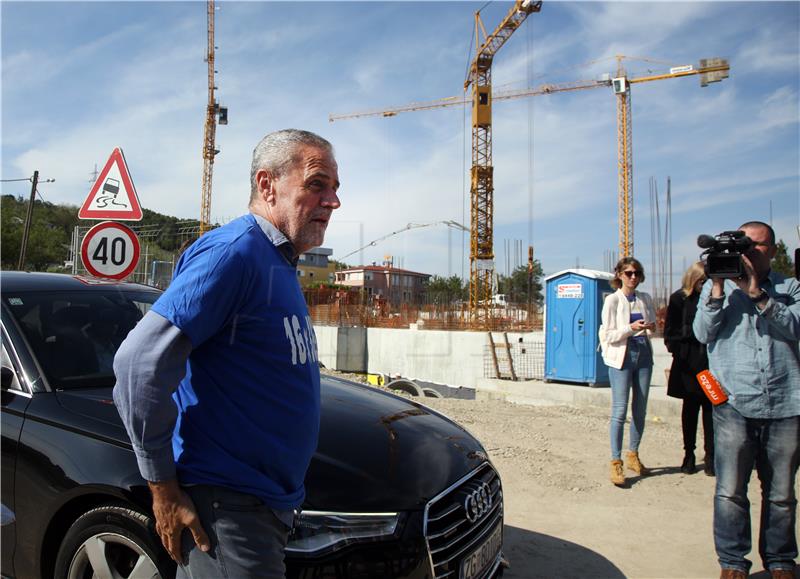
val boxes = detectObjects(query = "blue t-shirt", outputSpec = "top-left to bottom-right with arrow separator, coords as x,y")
151,214 -> 320,510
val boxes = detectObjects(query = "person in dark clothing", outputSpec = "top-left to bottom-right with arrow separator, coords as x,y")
664,261 -> 715,476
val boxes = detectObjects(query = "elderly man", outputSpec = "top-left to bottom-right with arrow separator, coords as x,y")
694,221 -> 799,579
114,129 -> 341,577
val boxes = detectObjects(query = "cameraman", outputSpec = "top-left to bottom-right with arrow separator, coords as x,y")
693,221 -> 799,579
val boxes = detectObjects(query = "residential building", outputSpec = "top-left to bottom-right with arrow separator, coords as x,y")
334,260 -> 430,305
297,247 -> 335,287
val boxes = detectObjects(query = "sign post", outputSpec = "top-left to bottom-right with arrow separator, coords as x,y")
79,148 -> 143,221
80,221 -> 141,280
78,147 -> 143,281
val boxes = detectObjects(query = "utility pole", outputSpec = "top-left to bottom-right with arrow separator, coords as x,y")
17,171 -> 39,270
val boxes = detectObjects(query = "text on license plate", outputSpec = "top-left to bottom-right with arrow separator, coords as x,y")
460,523 -> 502,579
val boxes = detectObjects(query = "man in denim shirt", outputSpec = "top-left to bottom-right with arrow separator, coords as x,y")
694,221 -> 799,579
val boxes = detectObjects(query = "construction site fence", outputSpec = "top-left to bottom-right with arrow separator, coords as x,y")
484,338 -> 545,380
304,288 -> 544,332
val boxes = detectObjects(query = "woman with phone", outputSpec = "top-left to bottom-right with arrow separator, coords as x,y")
599,257 -> 657,486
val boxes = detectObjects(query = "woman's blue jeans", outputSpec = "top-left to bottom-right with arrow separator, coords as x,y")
608,339 -> 653,461
712,403 -> 799,573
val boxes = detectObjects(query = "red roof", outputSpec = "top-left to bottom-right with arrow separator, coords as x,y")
336,265 -> 430,277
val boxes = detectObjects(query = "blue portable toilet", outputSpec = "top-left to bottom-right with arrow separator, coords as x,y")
544,269 -> 614,386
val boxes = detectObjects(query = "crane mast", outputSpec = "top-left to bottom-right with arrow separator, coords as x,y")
199,0 -> 217,235
466,0 -> 542,328
200,0 -> 227,235
615,56 -> 634,258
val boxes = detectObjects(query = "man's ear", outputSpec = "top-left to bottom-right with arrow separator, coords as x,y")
256,169 -> 276,203
767,244 -> 778,260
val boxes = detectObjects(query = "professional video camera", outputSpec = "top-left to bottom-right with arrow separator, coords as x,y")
697,231 -> 754,278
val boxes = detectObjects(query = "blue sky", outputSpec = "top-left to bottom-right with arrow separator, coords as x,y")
2,1 -> 798,293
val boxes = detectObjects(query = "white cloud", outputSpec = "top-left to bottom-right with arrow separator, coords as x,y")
2,1 -> 798,280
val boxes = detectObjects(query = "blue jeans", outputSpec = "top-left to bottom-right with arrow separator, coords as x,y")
608,339 -> 653,461
713,403 -> 799,573
177,485 -> 293,579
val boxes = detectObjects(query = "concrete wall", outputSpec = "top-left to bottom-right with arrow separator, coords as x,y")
316,326 -> 367,373
315,324 -> 673,389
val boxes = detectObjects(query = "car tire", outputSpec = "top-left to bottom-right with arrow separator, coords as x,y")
386,379 -> 423,397
54,504 -> 175,579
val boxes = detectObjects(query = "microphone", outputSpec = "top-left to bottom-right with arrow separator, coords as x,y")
696,370 -> 728,406
697,234 -> 716,249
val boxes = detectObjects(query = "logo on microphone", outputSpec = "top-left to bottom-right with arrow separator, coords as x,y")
697,370 -> 728,406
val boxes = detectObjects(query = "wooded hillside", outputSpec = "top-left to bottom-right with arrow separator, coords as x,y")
1,195 -> 199,271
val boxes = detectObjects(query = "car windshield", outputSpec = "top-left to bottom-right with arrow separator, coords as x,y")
3,289 -> 159,390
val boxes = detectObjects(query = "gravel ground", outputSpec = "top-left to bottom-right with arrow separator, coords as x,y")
323,370 -> 790,579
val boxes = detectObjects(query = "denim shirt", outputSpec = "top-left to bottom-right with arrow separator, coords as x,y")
693,271 -> 800,419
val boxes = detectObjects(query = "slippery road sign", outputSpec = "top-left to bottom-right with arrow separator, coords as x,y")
80,221 -> 141,280
79,148 -> 143,221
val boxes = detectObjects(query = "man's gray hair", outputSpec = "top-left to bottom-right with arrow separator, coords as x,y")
250,129 -> 334,203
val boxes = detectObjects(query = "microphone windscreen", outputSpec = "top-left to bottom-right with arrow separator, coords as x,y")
697,234 -> 716,249
696,370 -> 728,405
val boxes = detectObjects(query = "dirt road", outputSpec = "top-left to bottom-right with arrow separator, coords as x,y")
414,396 -> 779,579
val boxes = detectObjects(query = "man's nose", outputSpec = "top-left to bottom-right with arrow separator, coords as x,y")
322,189 -> 341,209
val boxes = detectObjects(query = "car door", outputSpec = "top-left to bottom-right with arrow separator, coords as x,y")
1,323 -> 32,578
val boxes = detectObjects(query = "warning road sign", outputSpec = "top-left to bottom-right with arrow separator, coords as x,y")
80,221 -> 141,280
79,148 -> 143,221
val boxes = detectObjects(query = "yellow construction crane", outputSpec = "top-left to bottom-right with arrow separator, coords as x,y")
200,0 -> 228,235
334,0 -> 542,327
331,55 -> 728,264
463,0 -> 542,327
612,55 -> 728,257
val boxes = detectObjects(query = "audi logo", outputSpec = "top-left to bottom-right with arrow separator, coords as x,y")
463,482 -> 493,523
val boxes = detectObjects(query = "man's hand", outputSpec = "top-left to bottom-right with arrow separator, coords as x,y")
148,479 -> 211,564
711,277 -> 725,299
732,255 -> 761,298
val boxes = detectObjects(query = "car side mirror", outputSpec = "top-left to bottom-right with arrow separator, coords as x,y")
1,367 -> 14,391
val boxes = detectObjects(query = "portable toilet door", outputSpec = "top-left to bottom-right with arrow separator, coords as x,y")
544,269 -> 613,385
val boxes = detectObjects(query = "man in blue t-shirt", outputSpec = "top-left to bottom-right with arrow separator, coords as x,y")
113,129 -> 341,577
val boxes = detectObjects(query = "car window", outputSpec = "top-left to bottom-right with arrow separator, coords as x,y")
1,342 -> 23,392
3,290 -> 159,390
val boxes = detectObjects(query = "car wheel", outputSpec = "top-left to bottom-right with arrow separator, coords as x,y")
54,504 -> 175,579
386,379 -> 423,397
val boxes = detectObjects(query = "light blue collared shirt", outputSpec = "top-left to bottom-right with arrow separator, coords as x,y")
250,212 -> 298,266
693,271 -> 800,419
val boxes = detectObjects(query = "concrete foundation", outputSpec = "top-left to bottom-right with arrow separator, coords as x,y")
314,325 -> 672,390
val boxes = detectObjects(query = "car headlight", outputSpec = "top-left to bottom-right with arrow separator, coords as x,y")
286,511 -> 400,555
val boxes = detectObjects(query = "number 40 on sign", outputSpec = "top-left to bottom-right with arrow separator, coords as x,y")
80,221 -> 141,280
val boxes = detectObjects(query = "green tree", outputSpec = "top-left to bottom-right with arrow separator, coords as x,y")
1,195 -> 73,270
772,239 -> 795,278
496,261 -> 545,306
424,274 -> 468,304
1,195 -> 211,271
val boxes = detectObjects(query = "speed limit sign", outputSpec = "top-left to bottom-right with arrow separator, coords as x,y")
80,221 -> 140,280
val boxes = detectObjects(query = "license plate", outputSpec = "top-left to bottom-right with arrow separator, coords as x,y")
460,523 -> 502,579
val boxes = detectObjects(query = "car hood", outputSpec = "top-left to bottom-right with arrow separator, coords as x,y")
308,377 -> 487,512
56,376 -> 489,512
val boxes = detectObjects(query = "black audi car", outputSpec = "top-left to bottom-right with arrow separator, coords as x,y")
1,271 -> 504,579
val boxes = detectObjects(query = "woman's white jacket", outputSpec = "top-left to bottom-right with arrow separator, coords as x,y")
598,289 -> 656,370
